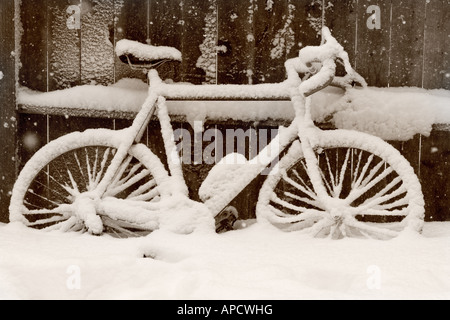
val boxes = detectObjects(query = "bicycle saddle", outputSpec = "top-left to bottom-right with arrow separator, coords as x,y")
116,39 -> 182,68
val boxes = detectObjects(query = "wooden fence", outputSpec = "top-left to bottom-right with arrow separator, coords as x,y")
0,0 -> 449,223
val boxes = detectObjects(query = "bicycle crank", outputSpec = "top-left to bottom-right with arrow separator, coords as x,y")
72,193 -> 103,235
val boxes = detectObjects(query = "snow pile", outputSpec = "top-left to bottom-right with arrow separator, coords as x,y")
116,39 -> 182,63
199,153 -> 250,202
0,221 -> 449,300
157,196 -> 215,234
0,71 -> 4,80
327,87 -> 449,141
18,78 -> 149,113
17,79 -> 450,141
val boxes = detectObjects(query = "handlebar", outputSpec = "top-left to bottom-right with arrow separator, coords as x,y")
285,27 -> 367,97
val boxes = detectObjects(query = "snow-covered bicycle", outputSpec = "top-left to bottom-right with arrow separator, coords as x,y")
9,27 -> 425,239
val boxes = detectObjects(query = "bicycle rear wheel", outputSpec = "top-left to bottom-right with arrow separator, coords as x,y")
256,130 -> 425,239
9,129 -> 171,236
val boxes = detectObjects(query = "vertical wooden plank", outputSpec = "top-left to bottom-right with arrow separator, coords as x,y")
291,0 -> 323,49
420,130 -> 450,221
146,120 -> 168,171
326,0 -> 358,75
19,0 -> 49,92
17,114 -> 47,170
389,0 -> 425,87
114,0 -> 149,82
251,0 -> 325,84
118,0 -> 148,41
356,0 -> 391,87
49,115 -> 113,141
187,0 -> 218,84
401,135 -> 421,177
48,0 -> 82,90
423,0 -> 450,90
0,0 -> 16,222
148,0 -> 182,47
217,0 -> 255,84
252,0 -> 290,84
388,135 -> 421,177
181,0 -> 210,84
180,122 -> 216,202
80,0 -> 119,86
148,0 -> 183,82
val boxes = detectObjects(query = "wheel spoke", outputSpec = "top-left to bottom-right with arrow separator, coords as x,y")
344,216 -> 400,238
109,155 -> 134,188
325,152 -> 337,192
282,172 -> 318,201
360,207 -> 409,217
319,164 -> 335,196
310,218 -> 335,237
27,215 -> 67,227
346,164 -> 393,204
26,188 -> 64,208
352,153 -> 374,190
373,197 -> 409,211
73,151 -> 89,189
359,177 -> 406,209
335,148 -> 351,198
266,204 -> 324,224
271,193 -> 315,214
127,179 -> 157,200
32,178 -> 71,204
85,148 -> 94,188
66,169 -> 80,195
360,160 -> 389,189
284,191 -> 324,210
91,147 -> 99,187
43,216 -> 80,232
292,168 -> 315,195
94,147 -> 112,186
106,169 -> 152,197
117,163 -> 144,187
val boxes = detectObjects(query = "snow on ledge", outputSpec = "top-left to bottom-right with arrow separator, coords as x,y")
17,78 -> 450,141
115,39 -> 182,62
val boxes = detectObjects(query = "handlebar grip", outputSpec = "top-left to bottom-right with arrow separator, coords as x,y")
299,58 -> 336,97
296,27 -> 366,96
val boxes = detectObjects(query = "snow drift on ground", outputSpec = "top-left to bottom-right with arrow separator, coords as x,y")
0,221 -> 449,300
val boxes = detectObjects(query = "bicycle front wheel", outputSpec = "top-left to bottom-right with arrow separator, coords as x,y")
256,130 -> 425,239
9,129 -> 171,235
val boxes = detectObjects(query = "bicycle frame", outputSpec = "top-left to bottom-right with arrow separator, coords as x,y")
93,57 -> 332,217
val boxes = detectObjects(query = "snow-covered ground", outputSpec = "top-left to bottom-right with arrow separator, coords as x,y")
0,221 -> 449,300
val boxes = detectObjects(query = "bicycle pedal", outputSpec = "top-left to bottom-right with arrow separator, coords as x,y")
215,206 -> 239,234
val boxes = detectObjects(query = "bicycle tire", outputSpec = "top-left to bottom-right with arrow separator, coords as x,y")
256,129 -> 425,239
9,129 -> 171,236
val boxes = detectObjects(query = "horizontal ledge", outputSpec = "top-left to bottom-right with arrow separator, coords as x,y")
17,104 -> 293,127
17,104 -> 450,132
19,104 -> 138,120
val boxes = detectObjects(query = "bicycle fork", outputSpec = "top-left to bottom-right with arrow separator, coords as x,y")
293,95 -> 349,234
292,95 -> 331,205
